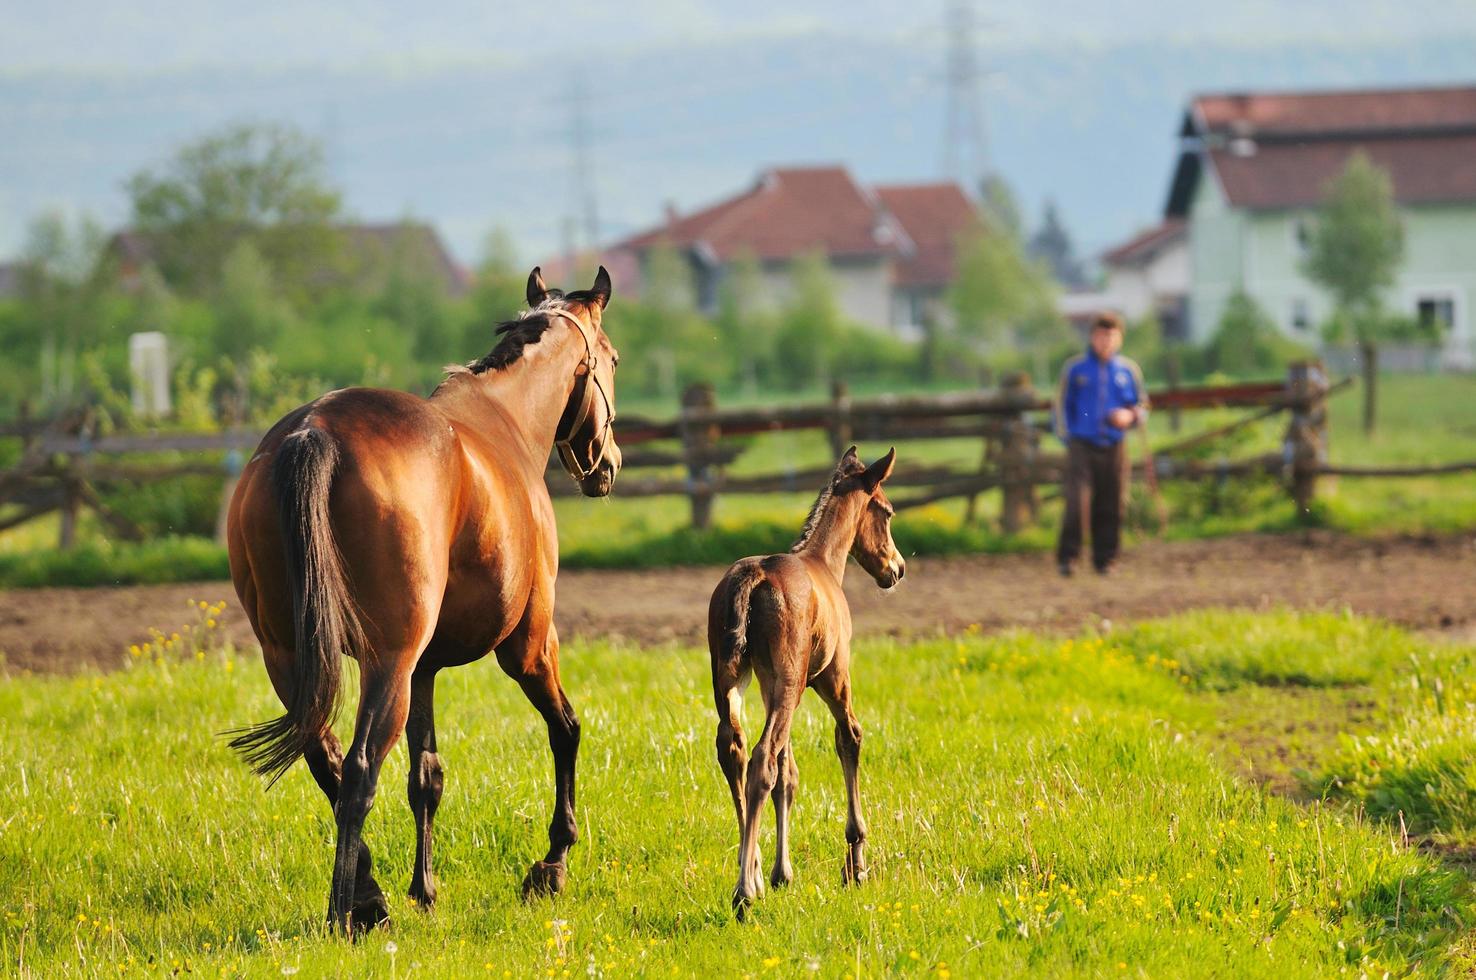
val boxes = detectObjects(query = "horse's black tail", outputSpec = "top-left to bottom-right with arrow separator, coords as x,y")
228,425 -> 366,786
720,564 -> 765,662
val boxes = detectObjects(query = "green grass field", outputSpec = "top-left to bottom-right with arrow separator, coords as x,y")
5,609 -> 1476,977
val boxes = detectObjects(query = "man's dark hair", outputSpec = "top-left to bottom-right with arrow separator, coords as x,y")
1092,312 -> 1125,332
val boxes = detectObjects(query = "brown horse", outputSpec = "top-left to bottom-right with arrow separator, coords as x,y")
707,446 -> 903,915
225,267 -> 620,933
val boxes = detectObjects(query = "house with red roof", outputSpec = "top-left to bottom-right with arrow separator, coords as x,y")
1164,83 -> 1476,367
1078,218 -> 1189,338
597,166 -> 979,334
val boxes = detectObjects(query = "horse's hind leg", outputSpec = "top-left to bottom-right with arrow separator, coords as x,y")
497,616 -> 581,900
304,735 -> 388,927
329,670 -> 412,934
406,666 -> 444,909
814,659 -> 867,884
260,641 -> 388,927
769,743 -> 798,888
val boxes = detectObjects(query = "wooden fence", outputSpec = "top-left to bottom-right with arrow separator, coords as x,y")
5,363 -> 1476,548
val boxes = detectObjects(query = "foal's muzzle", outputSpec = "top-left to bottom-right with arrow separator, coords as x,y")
876,555 -> 906,589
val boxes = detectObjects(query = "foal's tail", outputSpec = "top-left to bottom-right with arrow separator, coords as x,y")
228,425 -> 366,786
719,563 -> 766,662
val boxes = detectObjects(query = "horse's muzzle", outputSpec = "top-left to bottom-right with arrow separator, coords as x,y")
577,453 -> 620,498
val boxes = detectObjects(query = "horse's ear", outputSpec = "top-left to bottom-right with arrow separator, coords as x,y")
526,267 -> 549,307
590,265 -> 612,310
859,447 -> 896,493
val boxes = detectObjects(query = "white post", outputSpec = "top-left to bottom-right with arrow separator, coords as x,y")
128,331 -> 171,418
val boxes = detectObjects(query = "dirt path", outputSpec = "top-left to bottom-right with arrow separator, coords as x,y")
2,531 -> 1473,674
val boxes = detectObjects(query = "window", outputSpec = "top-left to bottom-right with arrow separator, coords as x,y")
1293,217 -> 1313,258
1290,297 -> 1310,333
1417,295 -> 1456,332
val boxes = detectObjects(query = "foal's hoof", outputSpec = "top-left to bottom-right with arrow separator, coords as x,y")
769,864 -> 794,889
521,860 -> 567,900
842,854 -> 868,886
732,890 -> 753,922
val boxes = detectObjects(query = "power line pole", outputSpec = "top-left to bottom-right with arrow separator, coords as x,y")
568,70 -> 600,260
941,0 -> 991,197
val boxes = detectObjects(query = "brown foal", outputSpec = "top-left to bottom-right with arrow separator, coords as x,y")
226,267 -> 620,934
707,446 -> 904,915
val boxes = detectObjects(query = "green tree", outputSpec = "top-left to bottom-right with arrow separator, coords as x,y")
1207,292 -> 1281,376
126,122 -> 342,303
948,225 -> 1061,378
16,211 -> 118,402
1301,152 -> 1408,433
461,228 -> 530,361
979,174 -> 1023,240
773,251 -> 844,387
213,240 -> 294,361
374,223 -> 453,369
715,249 -> 775,393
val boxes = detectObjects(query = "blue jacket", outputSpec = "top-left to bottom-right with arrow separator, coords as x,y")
1054,350 -> 1148,447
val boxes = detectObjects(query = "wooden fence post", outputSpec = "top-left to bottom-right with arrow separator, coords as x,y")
998,371 -> 1039,534
681,382 -> 718,530
828,379 -> 852,458
1284,361 -> 1329,515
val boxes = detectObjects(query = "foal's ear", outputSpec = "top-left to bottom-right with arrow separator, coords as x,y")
834,444 -> 860,477
859,447 -> 897,493
526,267 -> 549,307
590,265 -> 612,310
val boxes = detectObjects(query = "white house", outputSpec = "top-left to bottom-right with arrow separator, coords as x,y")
1164,84 -> 1476,369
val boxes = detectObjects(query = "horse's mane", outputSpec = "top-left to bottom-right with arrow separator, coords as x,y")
462,289 -> 604,375
791,453 -> 866,552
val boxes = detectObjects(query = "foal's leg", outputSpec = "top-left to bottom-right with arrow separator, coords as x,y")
734,670 -> 802,913
406,666 -> 445,909
814,660 -> 868,885
497,617 -> 581,899
769,742 -> 799,888
329,670 -> 412,934
712,657 -> 752,841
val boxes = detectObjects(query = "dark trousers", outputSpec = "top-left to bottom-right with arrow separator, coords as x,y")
1056,438 -> 1127,570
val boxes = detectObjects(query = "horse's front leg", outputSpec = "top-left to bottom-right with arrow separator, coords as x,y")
497,614 -> 580,899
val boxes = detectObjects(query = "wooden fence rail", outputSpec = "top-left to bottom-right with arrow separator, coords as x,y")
4,362 -> 1473,548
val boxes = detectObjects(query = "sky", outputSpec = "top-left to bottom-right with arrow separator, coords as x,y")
3,1 -> 1475,266
5,0 -> 1474,71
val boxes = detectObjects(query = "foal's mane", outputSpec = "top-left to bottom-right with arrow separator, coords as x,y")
458,288 -> 604,376
790,455 -> 866,552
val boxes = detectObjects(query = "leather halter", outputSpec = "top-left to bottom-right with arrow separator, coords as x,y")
545,307 -> 616,482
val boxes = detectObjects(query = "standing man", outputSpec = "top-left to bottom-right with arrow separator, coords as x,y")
1054,312 -> 1148,577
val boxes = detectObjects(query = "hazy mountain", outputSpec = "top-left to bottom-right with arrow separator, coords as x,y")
3,32 -> 1474,266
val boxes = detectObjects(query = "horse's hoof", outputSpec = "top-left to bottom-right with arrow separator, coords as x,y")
769,865 -> 794,889
732,890 -> 752,921
521,860 -> 567,900
351,894 -> 392,934
842,856 -> 868,886
408,883 -> 437,911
